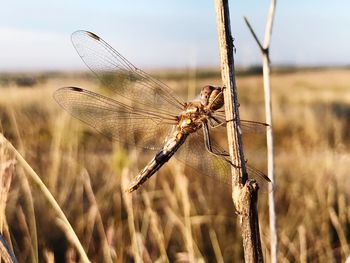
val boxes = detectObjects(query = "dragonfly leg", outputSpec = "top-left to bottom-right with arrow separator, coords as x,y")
203,121 -> 245,172
208,116 -> 226,128
203,125 -> 271,188
203,122 -> 230,158
209,110 -> 239,126
208,115 -> 235,129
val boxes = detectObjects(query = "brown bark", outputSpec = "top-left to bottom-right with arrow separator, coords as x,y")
214,0 -> 264,262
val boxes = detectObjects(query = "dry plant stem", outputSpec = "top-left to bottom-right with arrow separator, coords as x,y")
0,134 -> 90,263
263,54 -> 278,263
215,0 -> 246,190
82,171 -> 113,263
244,0 -> 278,261
121,169 -> 142,263
238,182 -> 263,262
142,192 -> 169,263
208,227 -> 224,263
18,168 -> 39,263
214,0 -> 264,262
177,174 -> 196,262
329,207 -> 350,257
298,225 -> 307,263
17,207 -> 34,258
9,108 -> 38,262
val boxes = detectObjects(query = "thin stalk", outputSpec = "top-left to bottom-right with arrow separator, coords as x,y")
244,0 -> 278,261
82,171 -> 113,263
121,168 -> 142,263
9,108 -> 38,262
263,2 -> 278,260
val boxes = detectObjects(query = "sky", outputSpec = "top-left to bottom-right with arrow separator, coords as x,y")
0,0 -> 349,71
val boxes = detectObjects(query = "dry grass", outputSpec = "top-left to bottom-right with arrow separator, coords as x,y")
0,68 -> 349,262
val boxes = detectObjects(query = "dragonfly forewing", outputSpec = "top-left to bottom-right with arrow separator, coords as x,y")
54,87 -> 178,150
71,30 -> 185,114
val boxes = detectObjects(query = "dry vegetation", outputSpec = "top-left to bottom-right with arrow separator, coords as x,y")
0,68 -> 349,262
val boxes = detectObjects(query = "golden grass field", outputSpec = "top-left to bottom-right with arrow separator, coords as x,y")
0,68 -> 349,262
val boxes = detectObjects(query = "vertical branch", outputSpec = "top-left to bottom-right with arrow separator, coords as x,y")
214,0 -> 246,196
244,0 -> 278,262
214,0 -> 264,262
263,0 -> 277,48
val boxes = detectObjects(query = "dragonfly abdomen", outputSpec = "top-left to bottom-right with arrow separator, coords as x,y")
126,131 -> 187,192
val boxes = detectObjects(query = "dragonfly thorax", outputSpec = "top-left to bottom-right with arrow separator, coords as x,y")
177,102 -> 206,134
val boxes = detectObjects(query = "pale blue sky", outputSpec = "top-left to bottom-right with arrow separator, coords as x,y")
0,0 -> 349,71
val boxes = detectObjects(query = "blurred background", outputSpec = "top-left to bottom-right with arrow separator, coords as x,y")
0,0 -> 349,262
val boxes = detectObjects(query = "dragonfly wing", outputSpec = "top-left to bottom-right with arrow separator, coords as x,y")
209,140 -> 273,192
240,120 -> 269,133
54,87 -> 177,150
211,112 -> 268,133
175,131 -> 272,191
246,165 -> 273,193
71,30 -> 185,114
175,131 -> 232,184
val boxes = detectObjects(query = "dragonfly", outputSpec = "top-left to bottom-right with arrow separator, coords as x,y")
54,30 -> 271,193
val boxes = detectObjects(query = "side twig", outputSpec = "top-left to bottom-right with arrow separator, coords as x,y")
214,0 -> 264,262
0,133 -> 90,263
244,1 -> 278,262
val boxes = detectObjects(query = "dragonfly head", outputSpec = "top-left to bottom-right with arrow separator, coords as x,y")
200,85 -> 215,106
200,85 -> 224,111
